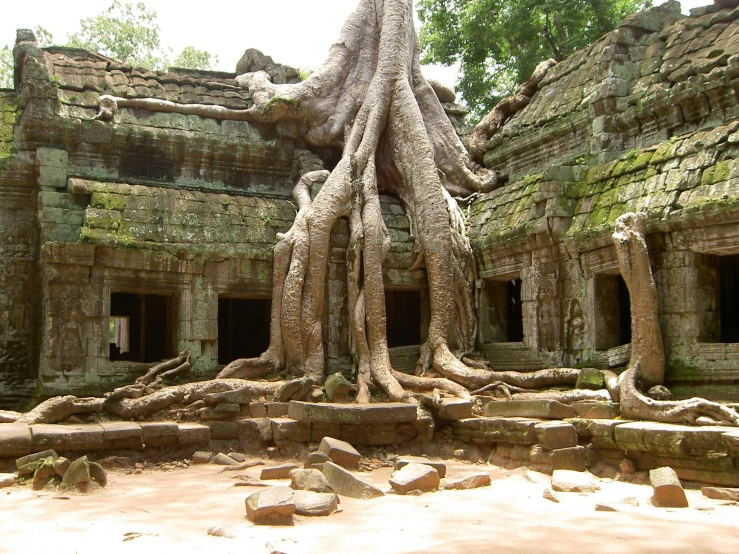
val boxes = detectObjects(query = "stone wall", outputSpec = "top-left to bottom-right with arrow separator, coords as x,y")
470,1 -> 739,400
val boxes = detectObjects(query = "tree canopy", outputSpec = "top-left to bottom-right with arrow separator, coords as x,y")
417,0 -> 652,118
0,1 -> 217,89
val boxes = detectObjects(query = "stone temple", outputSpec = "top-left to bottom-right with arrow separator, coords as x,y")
0,1 -> 738,409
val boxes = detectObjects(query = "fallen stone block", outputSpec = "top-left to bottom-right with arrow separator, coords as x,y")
0,424 -> 32,458
393,457 -> 447,478
140,422 -> 179,447
548,446 -> 587,472
33,459 -> 55,490
389,462 -> 440,494
261,464 -> 300,480
293,490 -> 339,516
89,462 -> 107,487
192,451 -> 212,464
213,452 -> 240,466
322,461 -> 384,499
304,451 -> 331,469
101,422 -> 143,450
319,436 -> 361,468
441,472 -> 491,490
551,470 -> 600,493
177,423 -> 210,446
275,379 -> 305,403
245,487 -> 296,525
701,487 -> 739,501
650,467 -> 689,508
595,503 -> 618,512
0,473 -> 16,488
54,457 -> 70,477
324,373 -> 354,403
542,488 -> 560,503
16,450 -> 58,474
229,452 -> 247,463
63,456 -> 91,485
484,400 -> 576,419
535,421 -> 578,450
289,468 -> 333,493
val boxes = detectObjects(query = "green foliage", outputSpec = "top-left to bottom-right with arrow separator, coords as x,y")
417,0 -> 652,119
172,46 -> 218,71
66,1 -> 167,69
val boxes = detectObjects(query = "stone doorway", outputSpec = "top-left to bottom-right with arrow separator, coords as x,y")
594,274 -> 631,350
217,297 -> 271,364
720,255 -> 739,343
109,292 -> 174,362
385,290 -> 422,348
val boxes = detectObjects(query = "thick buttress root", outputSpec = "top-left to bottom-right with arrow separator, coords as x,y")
614,212 -> 739,426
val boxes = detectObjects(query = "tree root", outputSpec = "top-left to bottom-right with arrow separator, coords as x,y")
136,350 -> 191,386
468,59 -> 557,163
509,389 -> 612,404
16,396 -> 105,425
0,410 -> 21,423
619,367 -> 739,426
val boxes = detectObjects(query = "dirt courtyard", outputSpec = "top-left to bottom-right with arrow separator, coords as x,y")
2,458 -> 738,554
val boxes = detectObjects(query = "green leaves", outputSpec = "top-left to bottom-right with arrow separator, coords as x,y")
418,0 -> 652,119
172,46 -> 219,72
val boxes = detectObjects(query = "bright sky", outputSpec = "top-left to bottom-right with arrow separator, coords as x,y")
0,0 -> 713,89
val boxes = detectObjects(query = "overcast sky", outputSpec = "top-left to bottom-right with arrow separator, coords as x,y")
1,0 -> 712,88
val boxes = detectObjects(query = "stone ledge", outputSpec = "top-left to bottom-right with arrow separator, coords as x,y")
0,424 -> 32,457
453,417 -> 540,445
287,401 -> 417,425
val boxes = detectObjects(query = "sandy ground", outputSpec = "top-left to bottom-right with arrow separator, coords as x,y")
1,460 -> 738,554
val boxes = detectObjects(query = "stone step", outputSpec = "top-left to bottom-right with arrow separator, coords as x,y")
287,401 -> 417,425
485,400 -> 576,419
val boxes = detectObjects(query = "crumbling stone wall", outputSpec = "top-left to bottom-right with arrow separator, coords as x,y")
470,1 -> 739,400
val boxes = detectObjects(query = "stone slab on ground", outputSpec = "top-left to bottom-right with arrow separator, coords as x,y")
261,464 -> 300,480
441,472 -> 491,490
89,461 -> 107,486
394,457 -> 447,478
452,417 -> 540,444
288,402 -> 417,425
304,452 -> 331,469
213,452 -> 240,466
63,456 -> 90,485
245,487 -> 296,525
551,470 -> 600,493
319,437 -> 361,468
322,461 -> 384,499
101,422 -> 143,450
192,451 -> 212,464
701,487 -> 739,501
140,422 -> 179,447
531,445 -> 587,471
650,467 -> 689,508
0,473 -> 16,488
177,423 -> 210,446
289,468 -> 333,493
535,421 -> 578,450
0,424 -> 32,457
16,450 -> 57,474
292,490 -> 339,516
484,400 -> 576,419
54,457 -> 70,477
389,463 -> 440,494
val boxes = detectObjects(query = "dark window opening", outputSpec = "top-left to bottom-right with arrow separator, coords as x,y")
721,255 -> 739,343
385,290 -> 421,347
507,279 -> 524,342
218,298 -> 271,364
594,275 -> 631,350
110,292 -> 173,362
618,275 -> 632,345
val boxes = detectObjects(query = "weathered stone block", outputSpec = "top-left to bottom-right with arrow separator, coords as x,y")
650,467 -> 689,507
551,470 -> 600,493
266,402 -> 290,417
239,418 -> 273,444
0,424 -> 32,458
140,422 -> 179,447
701,486 -> 739,501
36,147 -> 68,189
389,463 -> 440,494
271,418 -> 311,443
484,400 -> 576,419
535,421 -> 578,450
245,487 -> 296,525
453,417 -> 539,445
177,423 -> 210,446
394,457 -> 447,478
310,422 -> 341,442
570,401 -> 621,419
321,461 -> 384,499
101,422 -> 143,450
587,419 -> 628,449
249,402 -> 267,418
437,399 -> 473,420
288,401 -> 416,424
207,421 -> 239,440
261,464 -> 300,480
576,368 -> 605,390
292,490 -> 339,516
290,468 -> 333,493
319,436 -> 361,468
441,472 -> 491,490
